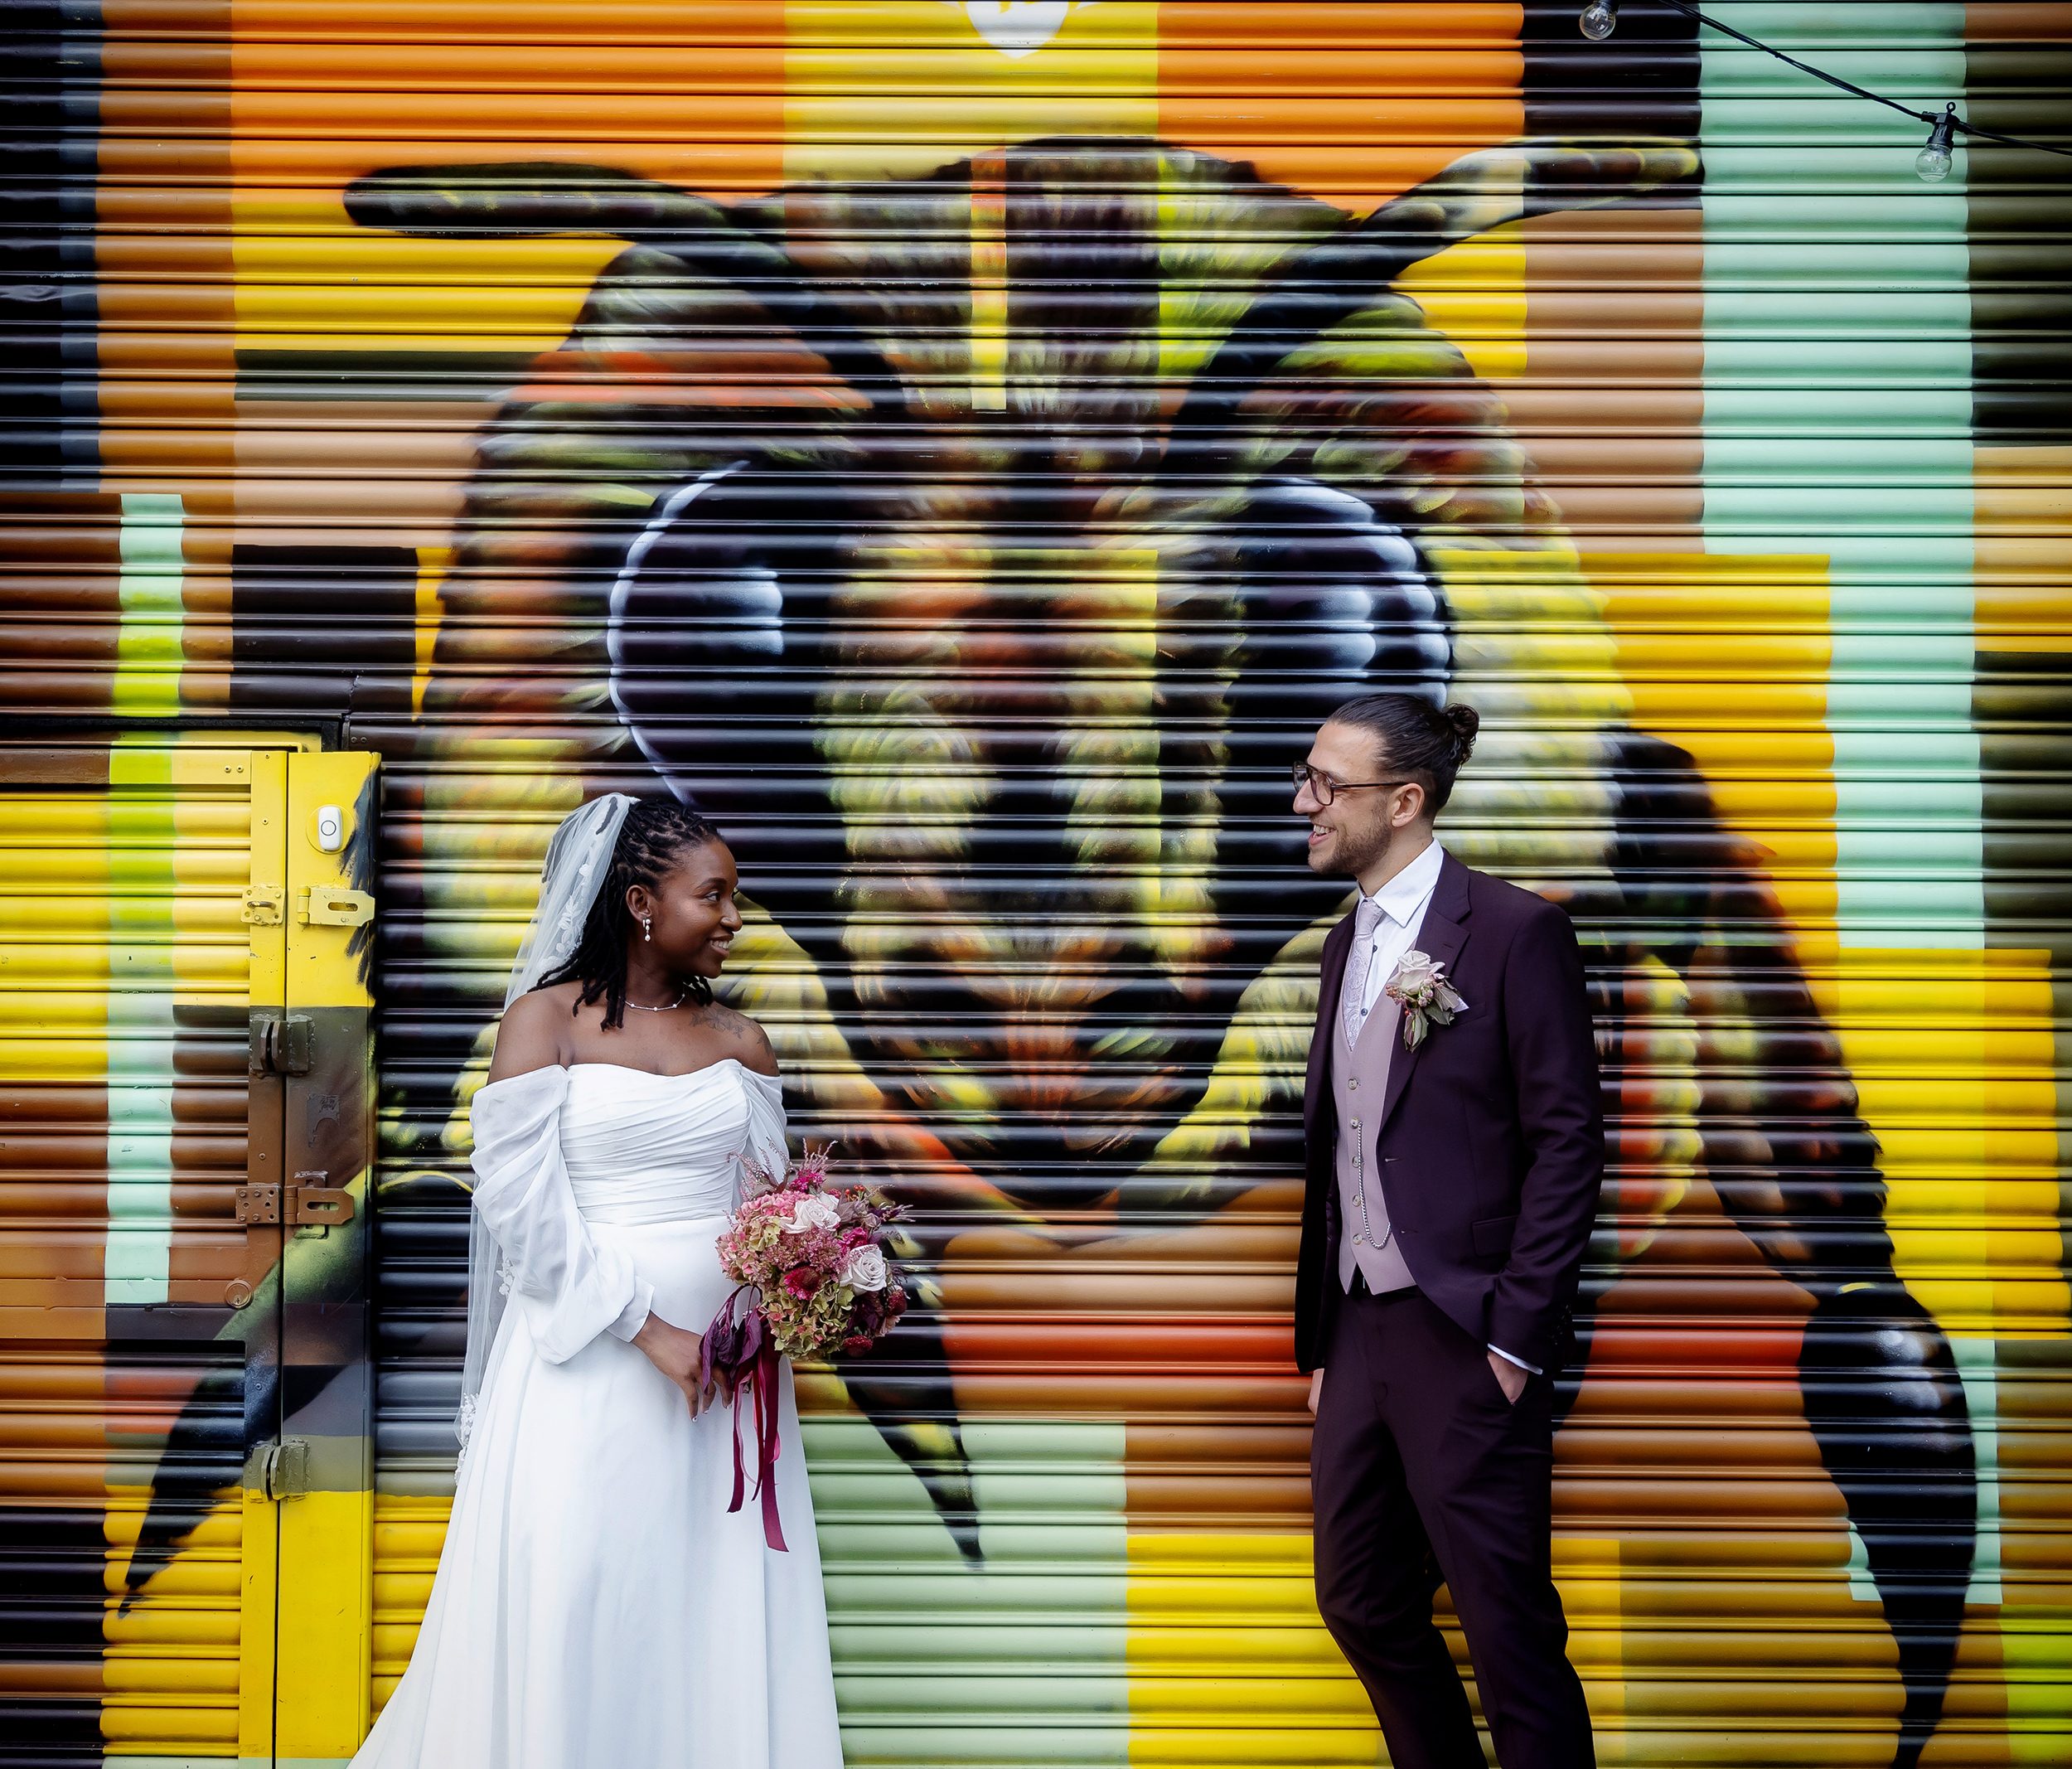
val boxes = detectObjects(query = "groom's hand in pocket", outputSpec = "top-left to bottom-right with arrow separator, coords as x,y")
1487,1350 -> 1528,1405
634,1315 -> 719,1417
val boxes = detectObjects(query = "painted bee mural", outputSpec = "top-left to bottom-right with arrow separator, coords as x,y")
325,135 -> 1978,1766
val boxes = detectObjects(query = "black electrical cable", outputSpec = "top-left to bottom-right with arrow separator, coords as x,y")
1590,0 -> 2072,161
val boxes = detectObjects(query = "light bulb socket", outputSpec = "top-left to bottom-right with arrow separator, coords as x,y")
1916,105 -> 1958,182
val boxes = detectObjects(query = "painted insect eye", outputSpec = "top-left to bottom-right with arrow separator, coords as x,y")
1218,476 -> 1453,880
1232,478 -> 1449,681
605,459 -> 850,938
608,460 -> 792,729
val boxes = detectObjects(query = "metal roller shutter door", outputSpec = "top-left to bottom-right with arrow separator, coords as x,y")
2,3 -> 2070,1766
0,746 -> 265,1764
0,743 -> 377,1767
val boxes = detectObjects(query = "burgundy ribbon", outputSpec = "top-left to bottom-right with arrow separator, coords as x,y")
701,1286 -> 787,1552
743,1339 -> 785,1552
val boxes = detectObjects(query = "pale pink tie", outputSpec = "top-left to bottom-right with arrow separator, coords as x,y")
1343,895 -> 1387,1049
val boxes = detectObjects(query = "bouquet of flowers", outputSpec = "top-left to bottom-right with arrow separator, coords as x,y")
698,1146 -> 908,1548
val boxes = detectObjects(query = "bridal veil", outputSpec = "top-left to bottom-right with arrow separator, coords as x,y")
458,793 -> 635,1446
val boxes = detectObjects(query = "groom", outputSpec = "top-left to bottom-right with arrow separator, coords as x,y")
1295,693 -> 1602,1769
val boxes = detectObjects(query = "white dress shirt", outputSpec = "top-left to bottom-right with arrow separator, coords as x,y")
1342,836 -> 1445,1049
1339,839 -> 1540,1378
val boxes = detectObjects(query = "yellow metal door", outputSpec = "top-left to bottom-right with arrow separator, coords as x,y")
268,748 -> 380,1768
0,741 -> 378,1767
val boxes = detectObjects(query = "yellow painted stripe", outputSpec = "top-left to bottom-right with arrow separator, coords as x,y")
1824,948 -> 2068,1341
1397,220 -> 1527,384
1126,1532 -> 1627,1764
104,1490 -> 245,1752
411,547 -> 453,719
784,1 -> 1159,185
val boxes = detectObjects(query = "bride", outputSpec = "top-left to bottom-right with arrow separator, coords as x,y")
352,795 -> 844,1767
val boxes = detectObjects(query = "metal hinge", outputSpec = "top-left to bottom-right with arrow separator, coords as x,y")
250,1437 -> 309,1500
249,1013 -> 313,1076
298,886 -> 375,927
241,886 -> 285,926
235,1181 -> 356,1228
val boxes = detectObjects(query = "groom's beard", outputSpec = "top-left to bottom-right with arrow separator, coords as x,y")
1312,812 -> 1397,884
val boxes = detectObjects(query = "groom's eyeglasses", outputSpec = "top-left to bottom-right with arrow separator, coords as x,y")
1291,763 -> 1416,807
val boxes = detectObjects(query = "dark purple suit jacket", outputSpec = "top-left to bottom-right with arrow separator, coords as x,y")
1294,849 -> 1605,1376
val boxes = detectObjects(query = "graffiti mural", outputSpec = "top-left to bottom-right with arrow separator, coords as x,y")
365,124 -> 1995,1762
2,4 -> 2070,1767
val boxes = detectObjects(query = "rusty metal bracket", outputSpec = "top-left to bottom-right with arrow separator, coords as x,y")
235,1181 -> 356,1228
235,1184 -> 281,1225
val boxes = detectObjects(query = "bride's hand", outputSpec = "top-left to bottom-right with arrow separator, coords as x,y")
632,1314 -> 721,1418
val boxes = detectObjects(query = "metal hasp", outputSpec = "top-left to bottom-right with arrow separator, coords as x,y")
298,886 -> 375,927
241,885 -> 285,925
234,1181 -> 356,1228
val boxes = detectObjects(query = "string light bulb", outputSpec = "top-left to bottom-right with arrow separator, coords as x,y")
1915,104 -> 1958,182
1570,2 -> 2069,175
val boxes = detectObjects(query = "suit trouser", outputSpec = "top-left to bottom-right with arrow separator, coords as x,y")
1310,1284 -> 1595,1769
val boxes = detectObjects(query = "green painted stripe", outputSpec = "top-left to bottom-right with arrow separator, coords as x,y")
114,493 -> 185,718
1953,1339 -> 2002,1609
807,1417 -> 1129,1766
1702,5 -> 1979,949
105,749 -> 177,1306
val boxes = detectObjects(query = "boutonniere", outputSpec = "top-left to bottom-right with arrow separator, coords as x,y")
1383,951 -> 1469,1050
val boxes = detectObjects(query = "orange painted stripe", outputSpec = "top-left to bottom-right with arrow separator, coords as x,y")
230,7 -> 786,200
946,1319 -> 1290,1368
1967,3 -> 2072,40
1976,445 -> 2072,651
232,0 -> 788,36
1159,2 -> 1523,213
1158,2 -> 1521,48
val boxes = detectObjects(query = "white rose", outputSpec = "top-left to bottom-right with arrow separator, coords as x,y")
837,1244 -> 889,1292
787,1194 -> 842,1233
1390,950 -> 1440,991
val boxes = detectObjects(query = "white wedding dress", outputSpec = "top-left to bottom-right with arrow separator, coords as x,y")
352,1059 -> 844,1769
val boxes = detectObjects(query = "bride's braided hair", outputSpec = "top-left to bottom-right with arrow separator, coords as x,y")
537,798 -> 724,1029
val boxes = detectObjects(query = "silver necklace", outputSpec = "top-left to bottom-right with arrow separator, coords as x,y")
625,983 -> 692,1013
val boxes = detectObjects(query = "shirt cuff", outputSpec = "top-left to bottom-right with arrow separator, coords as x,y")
1488,1343 -> 1542,1377
607,1279 -> 655,1343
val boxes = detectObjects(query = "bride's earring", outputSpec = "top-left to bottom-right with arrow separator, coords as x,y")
641,916 -> 652,941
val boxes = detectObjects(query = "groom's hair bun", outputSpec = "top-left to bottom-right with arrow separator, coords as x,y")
1442,703 -> 1480,768
1326,692 -> 1483,815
